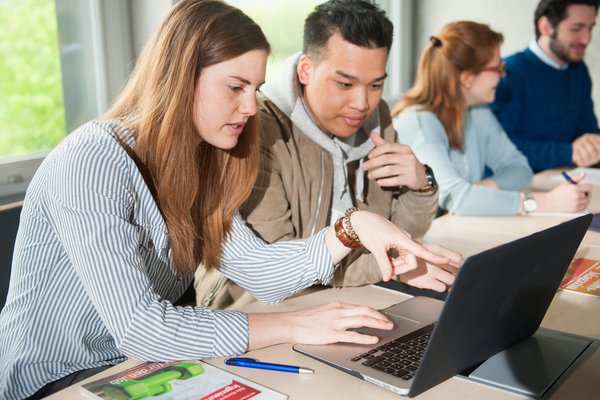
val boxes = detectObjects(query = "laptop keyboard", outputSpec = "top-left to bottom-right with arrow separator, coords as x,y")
350,323 -> 435,381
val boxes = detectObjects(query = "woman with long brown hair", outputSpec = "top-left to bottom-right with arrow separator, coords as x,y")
0,1 -> 455,398
392,21 -> 591,215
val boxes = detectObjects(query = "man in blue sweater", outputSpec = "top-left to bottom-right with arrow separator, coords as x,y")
491,0 -> 600,172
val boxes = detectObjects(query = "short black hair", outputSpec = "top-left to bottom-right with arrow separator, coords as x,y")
303,0 -> 393,59
534,0 -> 600,39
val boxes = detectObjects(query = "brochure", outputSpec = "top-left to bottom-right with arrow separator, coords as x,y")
560,258 -> 600,298
79,360 -> 288,400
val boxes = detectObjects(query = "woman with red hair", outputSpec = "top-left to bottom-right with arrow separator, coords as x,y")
393,21 -> 591,215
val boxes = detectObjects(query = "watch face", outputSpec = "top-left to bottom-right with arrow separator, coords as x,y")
524,198 -> 537,213
424,165 -> 437,189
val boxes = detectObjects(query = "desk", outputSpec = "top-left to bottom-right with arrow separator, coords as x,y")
47,284 -> 600,400
48,170 -> 600,399
423,169 -> 600,251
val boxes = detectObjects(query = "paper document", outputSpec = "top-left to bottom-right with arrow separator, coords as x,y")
552,168 -> 600,185
527,210 -> 590,218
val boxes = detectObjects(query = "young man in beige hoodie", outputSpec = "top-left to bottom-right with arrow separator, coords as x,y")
196,0 -> 460,309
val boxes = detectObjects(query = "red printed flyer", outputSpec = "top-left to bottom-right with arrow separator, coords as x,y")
560,258 -> 600,298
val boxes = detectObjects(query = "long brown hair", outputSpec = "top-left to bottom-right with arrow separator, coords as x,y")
103,0 -> 270,276
391,21 -> 503,148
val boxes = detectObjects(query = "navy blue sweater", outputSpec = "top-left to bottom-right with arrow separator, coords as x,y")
490,48 -> 599,172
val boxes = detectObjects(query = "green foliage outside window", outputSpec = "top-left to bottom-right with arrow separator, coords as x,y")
0,0 -> 65,158
229,0 -> 323,80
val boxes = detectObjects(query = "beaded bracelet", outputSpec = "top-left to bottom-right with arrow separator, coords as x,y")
343,207 -> 361,244
334,207 -> 362,249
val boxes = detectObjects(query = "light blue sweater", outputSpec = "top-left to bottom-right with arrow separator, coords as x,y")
393,106 -> 533,215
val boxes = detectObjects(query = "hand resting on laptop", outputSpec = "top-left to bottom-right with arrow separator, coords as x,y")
396,243 -> 462,292
346,211 -> 461,292
248,214 -> 462,350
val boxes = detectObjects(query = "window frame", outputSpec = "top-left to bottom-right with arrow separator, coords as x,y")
379,0 -> 415,103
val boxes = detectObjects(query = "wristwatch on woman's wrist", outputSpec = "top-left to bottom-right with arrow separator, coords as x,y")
523,192 -> 537,214
418,164 -> 438,192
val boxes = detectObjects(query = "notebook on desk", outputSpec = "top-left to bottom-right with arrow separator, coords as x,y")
294,213 -> 593,398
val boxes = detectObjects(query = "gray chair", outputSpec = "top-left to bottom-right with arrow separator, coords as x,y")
0,201 -> 22,311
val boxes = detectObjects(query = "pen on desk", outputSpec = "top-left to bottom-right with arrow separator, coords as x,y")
225,357 -> 314,374
561,171 -> 578,185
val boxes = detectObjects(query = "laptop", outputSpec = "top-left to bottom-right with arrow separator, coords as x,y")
294,213 -> 592,397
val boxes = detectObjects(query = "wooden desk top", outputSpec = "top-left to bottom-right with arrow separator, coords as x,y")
47,282 -> 600,400
47,169 -> 600,399
421,168 -> 600,253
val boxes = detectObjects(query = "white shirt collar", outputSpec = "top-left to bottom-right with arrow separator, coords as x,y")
528,39 -> 569,70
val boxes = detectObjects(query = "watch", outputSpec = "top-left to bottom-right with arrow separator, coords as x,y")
523,192 -> 537,213
419,164 -> 438,192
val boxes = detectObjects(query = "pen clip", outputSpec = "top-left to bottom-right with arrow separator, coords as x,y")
226,357 -> 256,364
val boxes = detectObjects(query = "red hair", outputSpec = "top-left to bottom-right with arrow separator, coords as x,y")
392,21 -> 503,148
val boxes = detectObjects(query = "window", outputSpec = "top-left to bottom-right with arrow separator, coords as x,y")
0,0 -> 132,202
0,0 -> 65,159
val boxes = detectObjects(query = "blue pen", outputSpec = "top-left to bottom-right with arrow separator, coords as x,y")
225,357 -> 314,374
561,171 -> 577,185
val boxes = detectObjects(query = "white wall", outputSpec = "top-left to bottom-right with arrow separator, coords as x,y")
131,0 -> 177,55
414,0 -> 600,119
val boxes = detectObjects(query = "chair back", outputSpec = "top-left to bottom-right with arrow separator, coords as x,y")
0,201 -> 23,311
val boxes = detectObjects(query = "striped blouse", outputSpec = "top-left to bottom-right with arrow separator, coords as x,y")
0,120 -> 333,399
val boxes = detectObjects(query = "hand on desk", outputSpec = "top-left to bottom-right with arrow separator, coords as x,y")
533,172 -> 592,213
396,242 -> 462,292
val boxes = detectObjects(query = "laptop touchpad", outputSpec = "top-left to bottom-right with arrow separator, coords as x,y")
383,296 -> 443,323
351,297 -> 443,339
353,314 -> 423,339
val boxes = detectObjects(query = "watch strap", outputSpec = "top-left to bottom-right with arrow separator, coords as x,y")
418,164 -> 437,192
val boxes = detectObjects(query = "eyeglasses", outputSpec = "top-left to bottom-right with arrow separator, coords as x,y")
480,61 -> 506,77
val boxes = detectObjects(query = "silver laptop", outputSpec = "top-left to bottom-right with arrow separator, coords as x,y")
294,214 -> 592,397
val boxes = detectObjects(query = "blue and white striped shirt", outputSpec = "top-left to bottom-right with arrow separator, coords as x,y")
0,120 -> 333,399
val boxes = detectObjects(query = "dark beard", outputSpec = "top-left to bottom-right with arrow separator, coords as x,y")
549,33 -> 582,64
